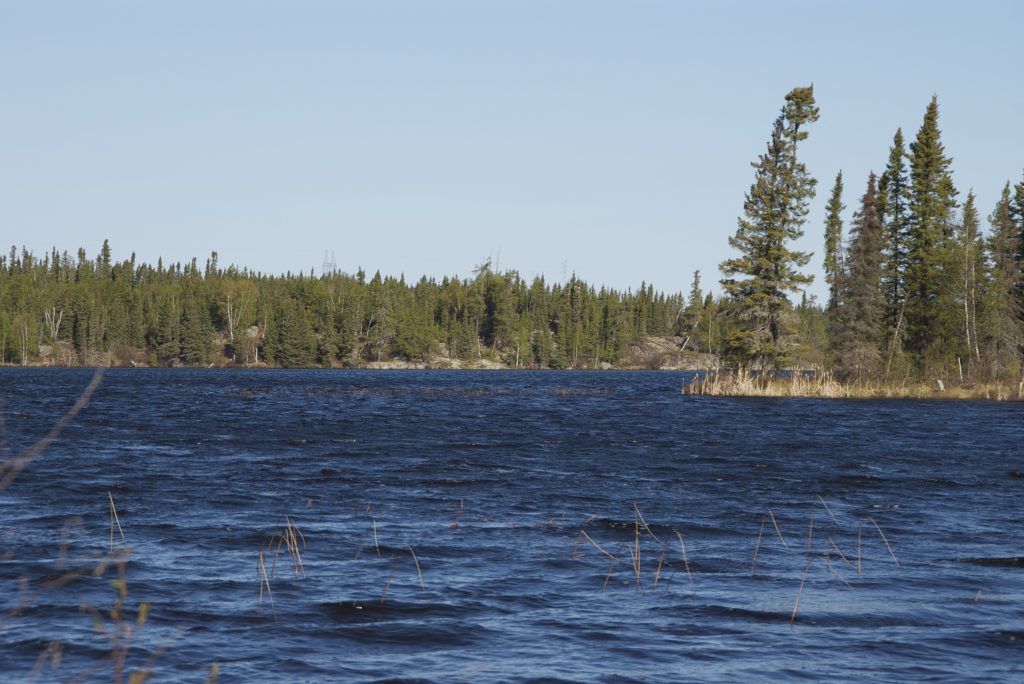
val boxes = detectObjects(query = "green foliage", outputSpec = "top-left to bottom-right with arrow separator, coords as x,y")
904,97 -> 959,371
823,171 -> 845,311
0,243 -> 692,369
720,85 -> 819,370
832,173 -> 886,381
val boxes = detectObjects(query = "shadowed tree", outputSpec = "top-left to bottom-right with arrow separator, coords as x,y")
904,96 -> 959,372
833,173 -> 886,381
878,129 -> 912,372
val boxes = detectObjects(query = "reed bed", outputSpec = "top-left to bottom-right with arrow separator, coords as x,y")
569,496 -> 903,630
685,370 -> 1024,400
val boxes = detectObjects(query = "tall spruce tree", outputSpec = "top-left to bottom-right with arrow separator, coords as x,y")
832,173 -> 886,381
1011,175 -> 1024,315
878,129 -> 911,372
823,171 -> 845,310
904,96 -> 958,372
982,184 -> 1023,379
720,86 -> 819,370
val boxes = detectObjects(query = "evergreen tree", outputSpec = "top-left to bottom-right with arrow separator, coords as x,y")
823,171 -> 845,310
954,192 -> 984,368
904,96 -> 958,371
720,86 -> 819,369
1010,174 -> 1024,316
273,299 -> 317,367
878,129 -> 911,372
680,270 -> 703,350
981,184 -> 1023,379
832,173 -> 886,381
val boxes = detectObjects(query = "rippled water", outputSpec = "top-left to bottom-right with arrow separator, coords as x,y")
1,369 -> 1022,682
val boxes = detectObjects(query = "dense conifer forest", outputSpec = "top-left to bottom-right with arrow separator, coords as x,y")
0,244 -> 739,369
1,90 -> 1021,381
719,87 -> 1024,384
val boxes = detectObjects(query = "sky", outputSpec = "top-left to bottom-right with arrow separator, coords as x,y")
2,1 -> 1022,301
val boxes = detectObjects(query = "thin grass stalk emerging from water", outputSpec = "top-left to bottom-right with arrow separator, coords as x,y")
869,517 -> 900,567
817,495 -> 838,524
652,547 -> 666,590
108,492 -> 127,557
0,369 -> 104,491
578,530 -> 617,561
789,558 -> 814,629
601,559 -> 620,592
632,507 -> 641,590
752,514 -> 766,574
827,537 -> 850,565
674,530 -> 694,585
768,509 -> 789,548
633,502 -> 661,543
408,547 -> 425,590
257,550 -> 274,610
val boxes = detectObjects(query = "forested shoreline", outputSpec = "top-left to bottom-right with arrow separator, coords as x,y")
2,90 -> 1021,383
0,244 -> 764,370
715,88 -> 1024,388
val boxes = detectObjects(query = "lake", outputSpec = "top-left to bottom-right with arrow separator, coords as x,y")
1,369 -> 1022,682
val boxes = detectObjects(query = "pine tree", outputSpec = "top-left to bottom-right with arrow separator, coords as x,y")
823,171 -> 845,310
878,129 -> 911,372
832,173 -> 886,381
680,270 -> 703,350
1010,174 -> 1024,316
904,96 -> 958,371
981,184 -> 1023,379
720,86 -> 819,370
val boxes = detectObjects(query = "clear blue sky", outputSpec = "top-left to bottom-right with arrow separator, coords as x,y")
2,1 -> 1022,301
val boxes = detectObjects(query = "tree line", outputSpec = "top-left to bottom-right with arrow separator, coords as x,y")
4,88 -> 1017,379
0,243 -> 744,368
721,87 -> 1024,384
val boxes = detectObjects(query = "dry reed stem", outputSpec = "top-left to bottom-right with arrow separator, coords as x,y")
675,530 -> 694,585
632,508 -> 641,589
601,559 -> 619,592
108,492 -> 127,556
633,502 -> 661,543
869,517 -> 900,567
578,530 -> 617,561
0,369 -> 104,490
768,509 -> 789,548
827,537 -> 850,565
826,560 -> 854,589
282,517 -> 305,576
257,550 -> 274,609
652,547 -> 666,590
409,547 -> 425,590
371,518 -> 381,558
752,514 -> 766,574
571,531 -> 586,560
789,558 -> 814,628
688,370 -> 1024,401
817,495 -> 838,523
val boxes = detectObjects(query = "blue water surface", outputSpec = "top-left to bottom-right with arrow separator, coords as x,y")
1,369 -> 1022,682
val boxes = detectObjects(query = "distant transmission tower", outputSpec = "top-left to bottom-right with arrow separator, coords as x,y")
322,249 -> 337,275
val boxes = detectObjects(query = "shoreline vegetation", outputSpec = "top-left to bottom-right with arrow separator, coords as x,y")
3,92 -> 1022,398
684,370 -> 1024,401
